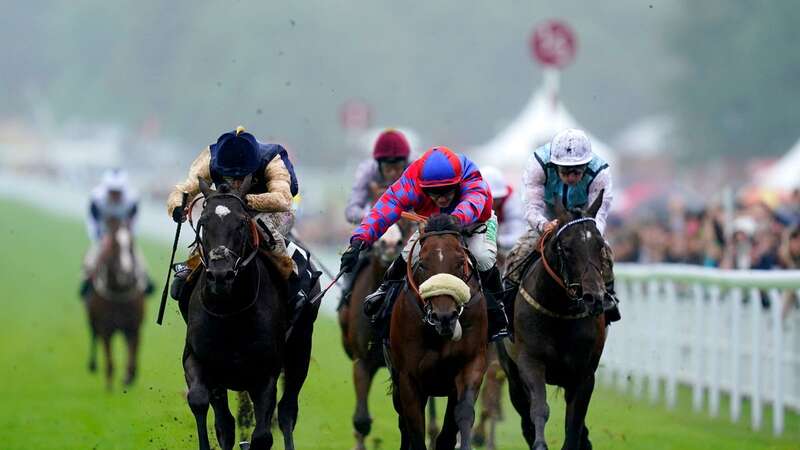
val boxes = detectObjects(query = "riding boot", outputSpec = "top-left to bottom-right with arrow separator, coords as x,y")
604,279 -> 621,323
363,255 -> 406,319
479,266 -> 510,342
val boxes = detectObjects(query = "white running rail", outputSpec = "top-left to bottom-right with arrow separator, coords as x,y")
601,263 -> 800,436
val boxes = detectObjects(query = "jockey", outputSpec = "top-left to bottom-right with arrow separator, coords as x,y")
167,126 -> 301,311
80,169 -> 149,298
345,129 -> 411,224
505,128 -> 620,322
339,129 -> 412,310
339,146 -> 510,341
480,166 -> 526,252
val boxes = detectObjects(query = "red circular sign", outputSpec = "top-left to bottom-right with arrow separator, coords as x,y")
529,20 -> 577,69
339,99 -> 372,130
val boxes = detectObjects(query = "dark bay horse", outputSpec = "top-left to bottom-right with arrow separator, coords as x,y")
498,192 -> 607,450
388,214 -> 488,450
183,179 -> 320,450
338,223 -> 404,450
86,217 -> 146,390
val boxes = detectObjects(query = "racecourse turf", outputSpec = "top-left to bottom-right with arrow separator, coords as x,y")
0,199 -> 798,450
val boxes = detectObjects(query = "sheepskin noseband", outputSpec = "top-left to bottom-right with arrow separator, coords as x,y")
418,273 -> 471,306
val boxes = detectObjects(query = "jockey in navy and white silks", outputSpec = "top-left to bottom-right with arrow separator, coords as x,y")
80,169 -> 149,298
504,128 -> 620,322
86,169 -> 139,242
480,166 -> 526,252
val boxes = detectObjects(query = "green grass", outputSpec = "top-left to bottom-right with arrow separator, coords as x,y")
0,199 -> 798,450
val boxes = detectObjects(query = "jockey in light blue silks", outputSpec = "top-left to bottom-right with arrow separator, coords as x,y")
80,169 -> 151,299
504,129 -> 620,322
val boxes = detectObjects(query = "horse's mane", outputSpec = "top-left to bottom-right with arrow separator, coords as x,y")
216,183 -> 232,194
425,214 -> 461,234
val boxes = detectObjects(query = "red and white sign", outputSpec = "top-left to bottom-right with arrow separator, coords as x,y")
529,20 -> 577,69
339,99 -> 372,131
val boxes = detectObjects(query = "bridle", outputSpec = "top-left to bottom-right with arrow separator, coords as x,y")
538,217 -> 600,301
189,193 -> 262,279
406,229 -> 476,326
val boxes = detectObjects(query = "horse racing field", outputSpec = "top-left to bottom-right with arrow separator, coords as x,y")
1,199 -> 798,450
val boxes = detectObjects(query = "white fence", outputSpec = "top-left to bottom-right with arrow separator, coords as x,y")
600,263 -> 800,436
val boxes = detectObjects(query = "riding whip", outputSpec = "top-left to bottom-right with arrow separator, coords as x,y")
309,268 -> 347,305
157,192 -> 189,325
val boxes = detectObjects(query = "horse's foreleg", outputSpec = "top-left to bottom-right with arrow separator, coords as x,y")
454,376 -> 481,450
184,350 -> 212,450
88,326 -> 97,373
209,387 -> 236,450
101,335 -> 113,391
279,318 -> 316,450
518,357 -> 549,450
433,394 -> 457,450
562,374 -> 595,450
394,375 -> 427,450
123,330 -> 140,386
250,374 -> 279,450
351,359 -> 377,449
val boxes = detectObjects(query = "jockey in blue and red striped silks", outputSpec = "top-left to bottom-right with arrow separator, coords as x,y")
340,146 -> 510,342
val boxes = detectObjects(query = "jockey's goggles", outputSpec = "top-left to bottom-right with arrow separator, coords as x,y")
422,185 -> 458,198
377,156 -> 407,164
556,164 -> 587,177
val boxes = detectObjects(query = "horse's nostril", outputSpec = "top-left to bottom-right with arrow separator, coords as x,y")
206,270 -> 215,281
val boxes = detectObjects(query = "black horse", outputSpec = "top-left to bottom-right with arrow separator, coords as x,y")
498,191 -> 608,450
183,178 -> 320,450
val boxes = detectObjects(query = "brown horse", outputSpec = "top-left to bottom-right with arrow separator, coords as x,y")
339,223 -> 404,449
388,214 -> 487,450
86,217 -> 147,390
498,192 -> 607,450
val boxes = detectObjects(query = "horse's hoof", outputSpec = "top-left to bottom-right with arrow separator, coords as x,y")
239,441 -> 250,450
472,433 -> 486,447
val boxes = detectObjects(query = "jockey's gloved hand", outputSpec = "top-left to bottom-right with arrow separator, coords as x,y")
171,207 -> 186,224
340,240 -> 365,273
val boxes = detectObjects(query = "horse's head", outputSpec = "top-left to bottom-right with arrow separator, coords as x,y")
375,223 -> 403,266
414,214 -> 472,340
101,217 -> 137,290
196,176 -> 258,296
548,190 -> 606,316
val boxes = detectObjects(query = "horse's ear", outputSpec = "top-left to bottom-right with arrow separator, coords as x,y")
238,174 -> 253,197
553,194 -> 568,220
587,189 -> 605,218
198,177 -> 213,198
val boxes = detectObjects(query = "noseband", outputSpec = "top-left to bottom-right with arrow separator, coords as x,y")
539,217 -> 598,300
406,229 -> 474,326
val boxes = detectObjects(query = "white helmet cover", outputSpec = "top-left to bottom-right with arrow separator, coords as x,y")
480,166 -> 510,198
102,168 -> 129,192
550,129 -> 593,166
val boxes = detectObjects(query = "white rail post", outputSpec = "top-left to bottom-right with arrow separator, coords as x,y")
648,280 -> 661,403
750,287 -> 763,431
665,280 -> 678,410
769,288 -> 784,436
730,287 -> 743,423
615,279 -> 631,394
708,285 -> 721,418
632,281 -> 646,400
692,283 -> 705,413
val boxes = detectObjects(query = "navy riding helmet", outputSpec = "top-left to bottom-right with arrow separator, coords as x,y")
210,127 -> 261,178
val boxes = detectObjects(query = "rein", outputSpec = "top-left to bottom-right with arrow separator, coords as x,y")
538,217 -> 597,297
405,229 -> 474,325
